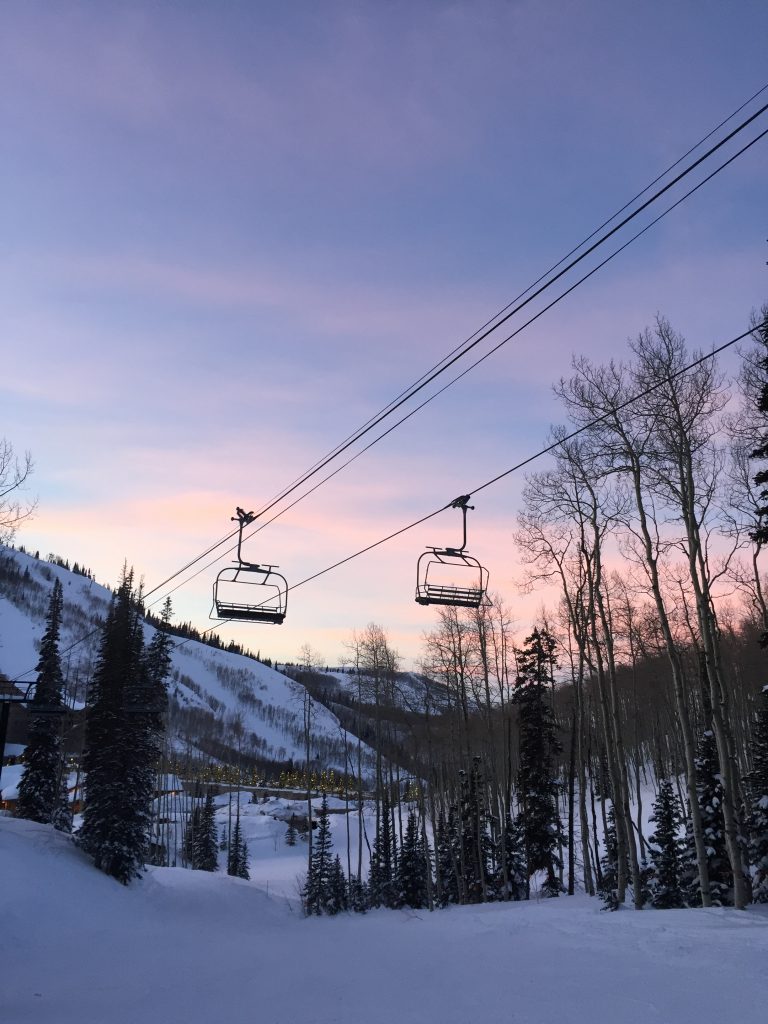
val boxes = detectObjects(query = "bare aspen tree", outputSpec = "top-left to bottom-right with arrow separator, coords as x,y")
631,321 -> 749,906
0,439 -> 36,542
554,320 -> 752,905
556,348 -> 713,904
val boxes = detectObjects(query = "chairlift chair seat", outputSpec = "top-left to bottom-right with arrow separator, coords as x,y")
211,561 -> 288,625
415,548 -> 488,610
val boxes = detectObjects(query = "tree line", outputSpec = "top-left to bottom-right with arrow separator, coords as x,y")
303,312 -> 768,915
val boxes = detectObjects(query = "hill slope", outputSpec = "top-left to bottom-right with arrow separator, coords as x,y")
0,545 -> 374,775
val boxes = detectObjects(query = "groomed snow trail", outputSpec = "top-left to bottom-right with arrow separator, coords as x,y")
2,818 -> 767,1024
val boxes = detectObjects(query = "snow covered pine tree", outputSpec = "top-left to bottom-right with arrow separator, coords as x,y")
78,570 -> 170,883
15,578 -> 67,825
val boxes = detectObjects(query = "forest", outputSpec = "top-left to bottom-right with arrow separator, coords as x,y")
298,311 -> 768,914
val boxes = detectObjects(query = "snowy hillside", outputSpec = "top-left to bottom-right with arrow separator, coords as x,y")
3,816 -> 768,1024
0,545 -> 375,775
318,667 -> 449,712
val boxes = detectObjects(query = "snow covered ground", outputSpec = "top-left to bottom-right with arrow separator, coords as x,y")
2,816 -> 768,1024
0,546 -> 377,771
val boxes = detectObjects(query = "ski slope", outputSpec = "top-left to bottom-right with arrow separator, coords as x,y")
0,546 -> 375,772
2,816 -> 767,1024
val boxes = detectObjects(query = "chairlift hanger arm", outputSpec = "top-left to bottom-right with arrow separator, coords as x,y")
232,506 -> 257,565
444,494 -> 473,555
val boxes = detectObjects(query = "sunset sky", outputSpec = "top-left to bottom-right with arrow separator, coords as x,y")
2,1 -> 767,667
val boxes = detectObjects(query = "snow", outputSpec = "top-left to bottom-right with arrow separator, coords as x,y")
2,816 -> 768,1024
0,546 -> 377,772
214,792 -> 373,899
0,762 -> 24,800
1,767 -> 79,803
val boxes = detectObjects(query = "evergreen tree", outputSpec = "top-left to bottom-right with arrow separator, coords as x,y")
191,792 -> 219,871
227,805 -> 250,880
15,579 -> 66,824
51,767 -> 73,834
347,874 -> 369,913
598,805 -> 624,911
78,571 -> 170,884
368,789 -> 398,909
502,814 -> 529,901
303,792 -> 334,914
285,815 -> 298,847
458,758 -> 495,903
514,627 -> 562,897
748,685 -> 768,902
681,731 -> 732,907
327,855 -> 348,915
397,810 -> 431,909
435,812 -> 460,906
647,779 -> 685,909
184,804 -> 202,865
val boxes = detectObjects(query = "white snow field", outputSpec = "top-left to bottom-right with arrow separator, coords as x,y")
3,817 -> 768,1024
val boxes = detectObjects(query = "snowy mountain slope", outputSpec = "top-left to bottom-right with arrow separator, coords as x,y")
318,667 -> 449,712
0,545 -> 376,774
3,816 -> 768,1024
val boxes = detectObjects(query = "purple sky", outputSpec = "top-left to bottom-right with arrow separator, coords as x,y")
2,1 -> 767,666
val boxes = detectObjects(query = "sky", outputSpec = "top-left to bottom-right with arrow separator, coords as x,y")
2,1 -> 767,668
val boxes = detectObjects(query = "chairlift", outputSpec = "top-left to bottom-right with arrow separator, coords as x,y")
211,507 -> 288,625
415,495 -> 489,609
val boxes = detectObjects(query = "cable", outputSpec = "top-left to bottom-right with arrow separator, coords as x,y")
141,90 -> 768,601
188,318 -> 767,651
147,120 -> 768,611
242,82 -> 768,517
210,100 -> 768,518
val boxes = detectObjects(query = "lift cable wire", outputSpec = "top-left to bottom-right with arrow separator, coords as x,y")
240,83 -> 768,520
145,121 -> 768,611
174,317 -> 767,651
240,79 -> 768,509
139,93 -> 768,604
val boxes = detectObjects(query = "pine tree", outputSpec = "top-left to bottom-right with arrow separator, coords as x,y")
192,792 -> 219,871
514,627 -> 562,897
78,571 -> 170,884
15,579 -> 66,824
368,789 -> 398,909
502,814 -> 529,901
598,805 -> 623,910
51,767 -> 73,834
285,815 -> 298,847
227,806 -> 250,880
184,804 -> 202,865
435,812 -> 460,906
327,855 -> 348,915
303,792 -> 334,914
681,731 -> 732,907
647,779 -> 685,909
748,685 -> 768,901
347,874 -> 368,913
397,810 -> 431,909
457,759 -> 495,903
